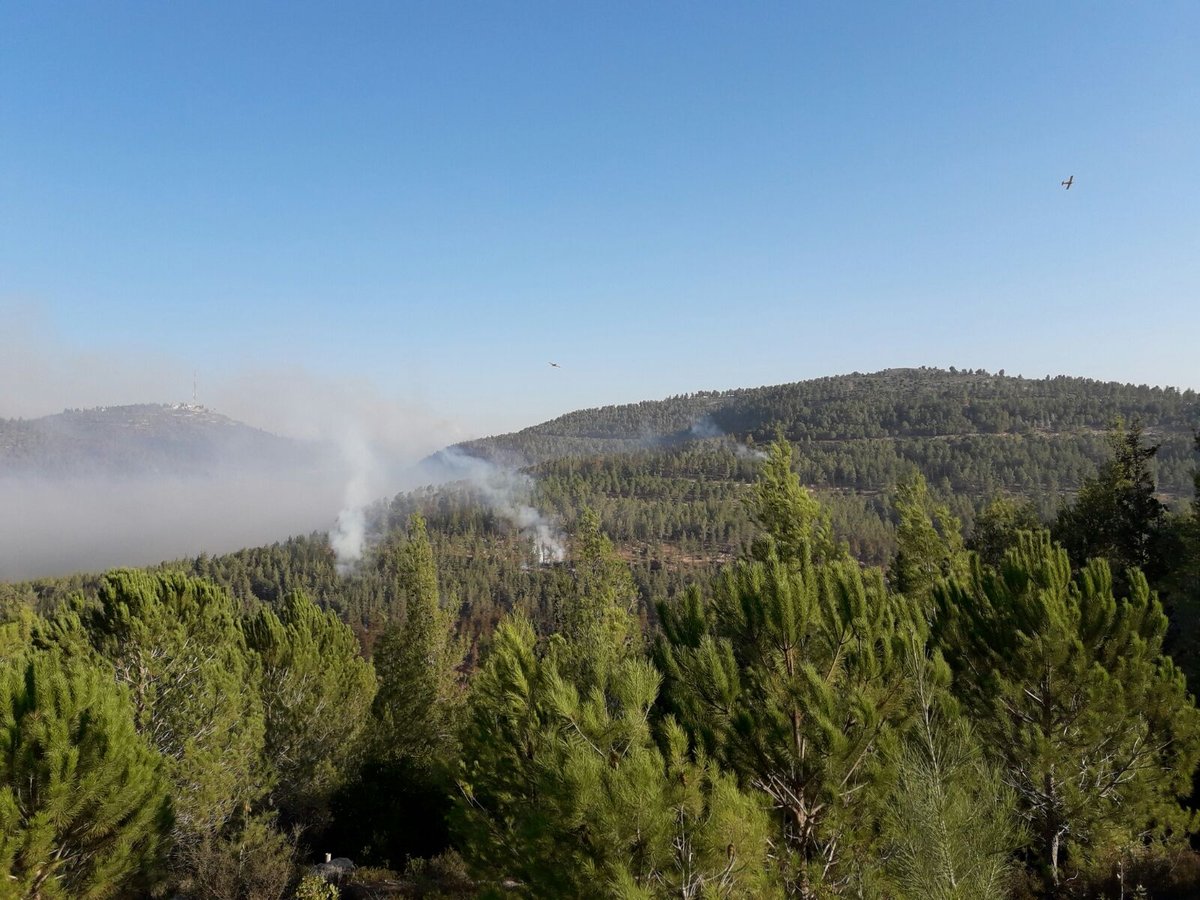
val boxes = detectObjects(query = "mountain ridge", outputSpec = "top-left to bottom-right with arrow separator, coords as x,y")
0,403 -> 315,478
451,367 -> 1199,478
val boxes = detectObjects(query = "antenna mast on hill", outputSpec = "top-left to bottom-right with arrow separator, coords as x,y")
193,372 -> 197,406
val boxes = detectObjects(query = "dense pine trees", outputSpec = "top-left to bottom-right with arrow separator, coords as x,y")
455,514 -> 775,897
2,422 -> 1200,896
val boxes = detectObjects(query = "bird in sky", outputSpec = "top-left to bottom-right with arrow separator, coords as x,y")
549,362 -> 561,368
1061,175 -> 1074,189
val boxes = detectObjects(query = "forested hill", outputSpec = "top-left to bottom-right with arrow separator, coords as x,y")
459,367 -> 1198,460
455,367 -> 1200,496
0,404 -> 314,477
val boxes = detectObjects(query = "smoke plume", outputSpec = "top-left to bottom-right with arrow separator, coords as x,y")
422,447 -> 566,564
689,415 -> 768,460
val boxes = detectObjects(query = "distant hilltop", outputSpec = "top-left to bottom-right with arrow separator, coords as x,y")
0,403 -> 317,478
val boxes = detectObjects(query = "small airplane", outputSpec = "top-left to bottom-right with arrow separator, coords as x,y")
549,362 -> 561,369
1061,176 -> 1074,190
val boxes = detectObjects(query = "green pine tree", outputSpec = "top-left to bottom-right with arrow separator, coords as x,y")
967,494 -> 1042,570
39,570 -> 267,849
243,591 -> 376,832
880,642 -> 1023,899
889,471 -> 969,605
370,513 -> 464,773
932,531 -> 1200,887
1055,420 -> 1169,581
657,442 -> 918,895
0,649 -> 173,898
749,439 -> 842,566
456,517 -> 776,897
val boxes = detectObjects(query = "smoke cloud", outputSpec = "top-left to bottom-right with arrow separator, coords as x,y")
423,447 -> 566,564
0,309 -> 467,581
689,415 -> 768,460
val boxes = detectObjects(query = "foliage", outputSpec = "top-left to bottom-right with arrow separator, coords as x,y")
456,516 -> 776,898
40,570 -> 267,848
402,850 -> 475,898
1055,421 -> 1170,581
244,591 -> 376,831
173,813 -> 298,900
932,532 -> 1200,887
966,493 -> 1042,569
890,470 -> 969,604
880,643 -> 1023,899
457,615 -> 776,898
657,442 -> 918,895
749,439 -> 841,565
293,874 -> 340,900
0,649 -> 173,898
370,514 -> 464,773
556,508 -> 641,685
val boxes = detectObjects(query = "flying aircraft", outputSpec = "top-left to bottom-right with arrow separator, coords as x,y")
549,362 -> 561,368
1061,176 -> 1074,190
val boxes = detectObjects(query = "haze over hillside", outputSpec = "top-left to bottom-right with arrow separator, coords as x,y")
0,404 -> 384,580
6,366 -> 1197,583
0,403 -> 316,477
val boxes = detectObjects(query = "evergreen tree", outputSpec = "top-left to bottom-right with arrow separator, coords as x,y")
370,513 -> 463,773
556,507 -> 640,687
456,518 -> 775,897
658,547 -> 914,896
1163,432 -> 1200,696
967,494 -> 1042,569
889,471 -> 968,605
749,439 -> 841,565
243,591 -> 376,832
932,532 -> 1200,887
1055,420 -> 1169,581
40,570 -> 266,847
658,447 -> 917,895
0,603 -> 36,661
335,514 -> 464,865
880,642 -> 1022,899
0,649 -> 173,898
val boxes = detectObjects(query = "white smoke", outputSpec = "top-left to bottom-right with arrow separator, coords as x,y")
424,447 -> 566,564
329,429 -> 376,573
689,415 -> 768,460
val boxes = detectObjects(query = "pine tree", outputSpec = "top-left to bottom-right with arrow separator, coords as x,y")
370,513 -> 463,772
749,439 -> 841,565
657,442 -> 918,895
890,471 -> 968,605
880,643 -> 1023,899
555,507 -> 640,688
658,547 -> 914,895
967,494 -> 1042,569
335,514 -> 465,864
932,532 -> 1200,887
39,570 -> 266,848
243,591 -> 376,832
0,649 -> 173,898
456,518 -> 776,897
1055,420 -> 1168,581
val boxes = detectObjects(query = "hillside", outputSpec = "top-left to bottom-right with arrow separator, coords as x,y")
52,366 -> 1190,652
458,368 -> 1199,485
5,368 -> 1199,632
0,403 -> 314,477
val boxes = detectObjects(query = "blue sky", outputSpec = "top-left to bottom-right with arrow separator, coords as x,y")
2,2 -> 1198,437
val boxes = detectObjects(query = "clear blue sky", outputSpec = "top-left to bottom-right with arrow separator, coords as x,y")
3,2 -> 1198,437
